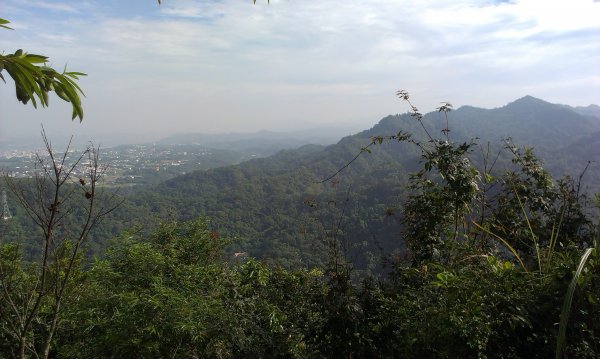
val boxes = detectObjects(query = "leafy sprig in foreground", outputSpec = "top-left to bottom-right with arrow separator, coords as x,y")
0,18 -> 86,121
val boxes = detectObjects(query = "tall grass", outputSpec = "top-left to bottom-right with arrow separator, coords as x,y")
555,219 -> 598,359
474,188 -> 598,358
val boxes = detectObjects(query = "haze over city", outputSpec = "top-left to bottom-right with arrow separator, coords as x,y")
1,0 -> 599,143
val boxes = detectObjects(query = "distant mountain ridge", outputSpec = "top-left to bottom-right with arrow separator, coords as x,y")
444,96 -> 600,149
155,128 -> 357,158
558,103 -> 600,119
116,95 -> 600,269
336,95 -> 600,153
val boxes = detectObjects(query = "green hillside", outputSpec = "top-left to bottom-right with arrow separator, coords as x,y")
4,97 -> 598,269
111,96 -> 600,270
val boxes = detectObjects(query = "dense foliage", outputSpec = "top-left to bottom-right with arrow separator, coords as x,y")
2,95 -> 599,357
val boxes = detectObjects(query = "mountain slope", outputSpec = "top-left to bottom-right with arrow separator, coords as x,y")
559,103 -> 600,119
445,96 -> 600,149
118,97 -> 600,270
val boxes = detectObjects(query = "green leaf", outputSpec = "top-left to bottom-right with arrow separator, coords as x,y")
484,173 -> 494,184
65,71 -> 87,78
41,87 -> 49,105
14,61 -> 46,106
0,18 -> 13,30
54,83 -> 71,102
5,62 -> 36,106
0,43 -> 85,120
24,54 -> 48,64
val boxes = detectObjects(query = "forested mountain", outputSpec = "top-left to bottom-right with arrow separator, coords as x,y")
426,96 -> 600,148
560,103 -> 600,119
109,96 -> 600,270
4,96 -> 598,268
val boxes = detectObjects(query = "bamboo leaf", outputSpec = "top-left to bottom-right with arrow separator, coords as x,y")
13,61 -> 46,107
5,62 -> 36,107
54,83 -> 72,102
24,54 -> 48,64
65,71 -> 87,77
0,19 -> 85,121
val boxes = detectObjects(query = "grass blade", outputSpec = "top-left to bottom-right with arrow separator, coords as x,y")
472,221 -> 528,272
513,187 -> 543,272
555,247 -> 595,359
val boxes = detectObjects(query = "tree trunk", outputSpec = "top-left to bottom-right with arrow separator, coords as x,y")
19,335 -> 26,359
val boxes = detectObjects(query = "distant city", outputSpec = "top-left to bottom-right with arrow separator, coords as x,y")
0,128 -> 351,188
0,143 -> 254,187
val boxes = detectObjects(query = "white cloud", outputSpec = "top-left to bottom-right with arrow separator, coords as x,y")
1,0 -> 599,140
18,0 -> 81,13
38,33 -> 77,43
159,0 -> 225,20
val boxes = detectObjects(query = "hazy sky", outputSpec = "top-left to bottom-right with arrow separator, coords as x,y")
1,0 -> 599,142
